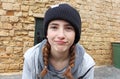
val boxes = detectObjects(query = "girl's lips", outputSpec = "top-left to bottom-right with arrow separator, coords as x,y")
55,41 -> 67,45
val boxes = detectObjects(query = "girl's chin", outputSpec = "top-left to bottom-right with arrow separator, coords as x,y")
54,46 -> 68,52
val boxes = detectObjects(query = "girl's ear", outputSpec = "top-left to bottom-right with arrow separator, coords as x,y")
46,35 -> 48,38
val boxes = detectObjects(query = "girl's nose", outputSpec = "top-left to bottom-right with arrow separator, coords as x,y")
57,29 -> 65,39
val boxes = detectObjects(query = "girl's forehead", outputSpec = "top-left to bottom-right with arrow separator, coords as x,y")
49,20 -> 71,25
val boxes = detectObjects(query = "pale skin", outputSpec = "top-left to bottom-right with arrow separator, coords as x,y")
47,20 -> 75,71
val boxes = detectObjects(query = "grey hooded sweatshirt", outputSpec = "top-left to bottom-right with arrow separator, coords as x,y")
22,40 -> 95,79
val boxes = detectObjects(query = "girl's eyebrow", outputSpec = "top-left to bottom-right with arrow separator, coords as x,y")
49,22 -> 71,26
49,23 -> 58,26
65,23 -> 72,26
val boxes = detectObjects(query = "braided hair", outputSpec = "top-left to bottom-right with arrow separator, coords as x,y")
40,41 -> 76,79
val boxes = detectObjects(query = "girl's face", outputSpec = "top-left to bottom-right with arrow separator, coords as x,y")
47,20 -> 75,53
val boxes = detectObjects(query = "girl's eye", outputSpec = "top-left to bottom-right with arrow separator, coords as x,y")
65,26 -> 74,31
50,26 -> 58,30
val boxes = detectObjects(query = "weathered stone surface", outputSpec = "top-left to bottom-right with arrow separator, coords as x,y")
2,3 -> 13,10
0,9 -> 6,15
0,0 -> 120,73
21,5 -> 29,11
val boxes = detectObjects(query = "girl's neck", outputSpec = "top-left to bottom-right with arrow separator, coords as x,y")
49,51 -> 70,71
50,50 -> 69,62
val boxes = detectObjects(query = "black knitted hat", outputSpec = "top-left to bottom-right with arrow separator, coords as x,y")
44,3 -> 81,44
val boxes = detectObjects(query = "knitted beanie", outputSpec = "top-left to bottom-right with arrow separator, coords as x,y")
43,3 -> 81,44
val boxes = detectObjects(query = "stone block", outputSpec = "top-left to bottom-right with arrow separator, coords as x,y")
23,37 -> 34,42
22,1 -> 35,5
15,30 -> 28,36
13,23 -> 23,30
9,16 -> 19,22
6,47 -> 14,54
13,3 -> 21,11
1,0 -> 15,3
24,42 -> 34,47
2,59 -> 14,64
0,53 -> 10,59
9,29 -> 15,36
14,47 -> 23,54
12,36 -> 23,42
28,31 -> 34,37
0,29 -> 9,36
6,10 -> 14,16
0,16 -> 9,22
2,22 -> 13,30
15,41 -> 23,47
14,11 -> 22,16
22,12 -> 28,17
2,3 -> 13,10
9,64 -> 20,70
23,24 -> 34,30
0,37 -> 11,41
28,10 -> 33,16
21,5 -> 29,11
3,41 -> 10,46
0,46 -> 6,52
0,9 -> 6,15
0,64 -> 9,70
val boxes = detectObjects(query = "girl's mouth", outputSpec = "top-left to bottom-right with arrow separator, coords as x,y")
55,41 -> 67,45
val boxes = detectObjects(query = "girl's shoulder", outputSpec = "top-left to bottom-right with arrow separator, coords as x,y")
76,44 -> 95,76
79,52 -> 95,76
83,53 -> 95,67
76,43 -> 95,66
24,39 -> 46,60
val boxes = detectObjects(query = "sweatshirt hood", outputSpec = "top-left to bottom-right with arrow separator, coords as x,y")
38,39 -> 85,74
71,43 -> 85,73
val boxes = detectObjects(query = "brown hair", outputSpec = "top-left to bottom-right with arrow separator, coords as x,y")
40,41 -> 75,79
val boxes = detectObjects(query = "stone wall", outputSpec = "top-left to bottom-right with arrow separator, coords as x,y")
0,0 -> 120,72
